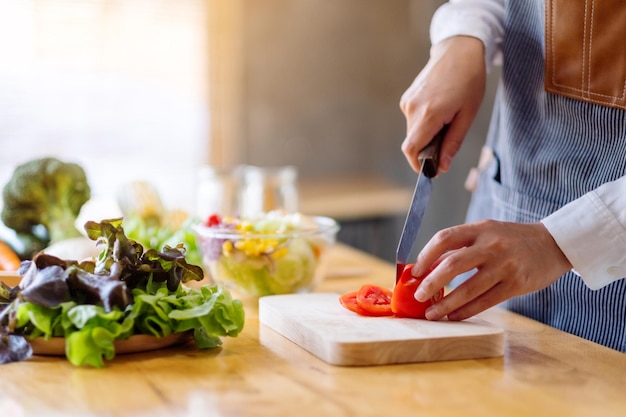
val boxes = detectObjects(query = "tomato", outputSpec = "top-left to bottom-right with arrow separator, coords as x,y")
204,213 -> 221,227
339,285 -> 394,317
339,290 -> 373,316
391,264 -> 443,319
355,284 -> 393,316
338,268 -> 442,319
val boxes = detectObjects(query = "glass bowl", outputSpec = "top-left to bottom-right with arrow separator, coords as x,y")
194,212 -> 339,298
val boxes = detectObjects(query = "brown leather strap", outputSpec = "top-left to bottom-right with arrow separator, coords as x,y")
545,0 -> 626,110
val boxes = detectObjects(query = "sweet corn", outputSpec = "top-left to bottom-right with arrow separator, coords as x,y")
222,240 -> 234,257
271,247 -> 288,260
227,236 -> 285,257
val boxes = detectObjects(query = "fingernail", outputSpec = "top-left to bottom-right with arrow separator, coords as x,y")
425,306 -> 438,320
440,155 -> 452,173
414,288 -> 426,302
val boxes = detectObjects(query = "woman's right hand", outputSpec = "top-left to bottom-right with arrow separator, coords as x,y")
400,36 -> 487,174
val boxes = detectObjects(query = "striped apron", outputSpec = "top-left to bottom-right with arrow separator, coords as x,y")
464,0 -> 626,351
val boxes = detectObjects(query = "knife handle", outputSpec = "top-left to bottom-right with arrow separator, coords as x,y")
418,125 -> 448,178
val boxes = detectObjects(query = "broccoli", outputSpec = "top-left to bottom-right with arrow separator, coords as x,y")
1,157 -> 91,248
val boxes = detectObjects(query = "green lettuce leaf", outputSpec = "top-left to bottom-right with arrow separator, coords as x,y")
1,218 -> 244,367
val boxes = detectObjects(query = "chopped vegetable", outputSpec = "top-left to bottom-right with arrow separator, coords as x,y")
391,264 -> 443,318
339,285 -> 394,317
197,212 -> 334,297
0,218 -> 245,367
339,290 -> 376,316
356,284 -> 393,316
1,157 -> 91,253
0,241 -> 21,271
339,264 -> 443,319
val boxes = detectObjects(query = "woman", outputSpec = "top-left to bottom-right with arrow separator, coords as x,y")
400,0 -> 626,351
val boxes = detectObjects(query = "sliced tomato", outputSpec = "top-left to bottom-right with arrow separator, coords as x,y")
339,285 -> 394,317
391,264 -> 443,319
339,290 -> 371,316
355,284 -> 393,316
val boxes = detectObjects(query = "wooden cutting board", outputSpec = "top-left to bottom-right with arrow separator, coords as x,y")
259,293 -> 504,366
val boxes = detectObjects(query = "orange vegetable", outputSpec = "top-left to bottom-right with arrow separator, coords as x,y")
339,264 -> 443,319
391,264 -> 443,318
339,290 -> 372,316
339,285 -> 394,317
355,284 -> 394,316
0,240 -> 21,271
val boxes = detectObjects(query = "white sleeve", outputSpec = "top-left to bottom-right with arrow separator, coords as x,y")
430,0 -> 505,71
541,176 -> 626,290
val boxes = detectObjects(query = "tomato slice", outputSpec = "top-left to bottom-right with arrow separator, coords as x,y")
391,264 -> 443,319
339,291 -> 371,316
339,285 -> 394,316
355,284 -> 393,316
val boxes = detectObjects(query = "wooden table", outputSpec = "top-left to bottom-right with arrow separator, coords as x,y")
2,244 -> 626,417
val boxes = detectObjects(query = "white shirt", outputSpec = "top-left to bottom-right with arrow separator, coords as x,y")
429,0 -> 626,289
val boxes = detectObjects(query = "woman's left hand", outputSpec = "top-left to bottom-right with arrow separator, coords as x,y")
412,220 -> 573,321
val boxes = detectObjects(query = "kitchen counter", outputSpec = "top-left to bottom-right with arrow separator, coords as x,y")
299,175 -> 414,262
299,176 -> 413,220
2,244 -> 626,417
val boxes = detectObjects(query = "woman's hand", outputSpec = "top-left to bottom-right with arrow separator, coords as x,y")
400,36 -> 487,173
412,220 -> 573,321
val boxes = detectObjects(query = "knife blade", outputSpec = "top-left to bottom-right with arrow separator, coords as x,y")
395,127 -> 447,282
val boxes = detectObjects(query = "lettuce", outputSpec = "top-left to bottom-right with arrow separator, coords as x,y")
212,237 -> 318,296
0,218 -> 245,367
6,279 -> 245,367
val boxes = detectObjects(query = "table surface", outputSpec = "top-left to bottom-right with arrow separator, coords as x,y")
2,244 -> 626,417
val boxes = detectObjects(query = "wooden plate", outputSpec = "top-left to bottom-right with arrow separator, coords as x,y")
29,332 -> 194,356
0,271 -> 21,287
4,273 -> 194,356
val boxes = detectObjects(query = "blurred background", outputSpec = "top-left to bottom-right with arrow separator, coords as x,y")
0,0 -> 499,263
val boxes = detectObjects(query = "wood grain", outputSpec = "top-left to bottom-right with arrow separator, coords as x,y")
259,293 -> 503,366
1,244 -> 626,417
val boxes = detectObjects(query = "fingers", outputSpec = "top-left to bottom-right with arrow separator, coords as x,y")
401,94 -> 479,175
446,285 -> 505,321
399,36 -> 487,175
412,221 -> 504,305
412,220 -> 573,322
438,109 -> 477,172
423,267 -> 507,321
401,118 -> 448,173
413,244 -> 483,304
413,224 -> 478,278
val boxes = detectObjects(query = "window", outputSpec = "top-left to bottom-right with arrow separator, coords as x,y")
0,0 -> 210,213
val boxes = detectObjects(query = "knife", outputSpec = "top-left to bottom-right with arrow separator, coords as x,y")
395,126 -> 447,283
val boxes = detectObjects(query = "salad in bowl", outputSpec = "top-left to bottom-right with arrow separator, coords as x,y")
194,211 -> 340,298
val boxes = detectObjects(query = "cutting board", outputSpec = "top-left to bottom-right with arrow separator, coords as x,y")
259,293 -> 504,366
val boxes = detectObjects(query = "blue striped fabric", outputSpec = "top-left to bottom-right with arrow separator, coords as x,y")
466,0 -> 626,351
